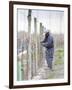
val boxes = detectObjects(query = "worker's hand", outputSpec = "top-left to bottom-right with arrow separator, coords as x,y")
40,41 -> 43,43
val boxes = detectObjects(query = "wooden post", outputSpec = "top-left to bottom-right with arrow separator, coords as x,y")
28,9 -> 32,79
34,18 -> 38,73
42,26 -> 45,65
32,35 -> 36,77
31,42 -> 34,78
39,23 -> 44,67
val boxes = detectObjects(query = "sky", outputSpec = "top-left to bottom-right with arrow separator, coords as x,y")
17,9 -> 64,34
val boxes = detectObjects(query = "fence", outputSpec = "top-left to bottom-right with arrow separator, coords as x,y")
17,9 -> 64,81
17,9 -> 45,80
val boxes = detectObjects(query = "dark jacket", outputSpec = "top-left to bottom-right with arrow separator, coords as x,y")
41,34 -> 54,49
41,33 -> 54,58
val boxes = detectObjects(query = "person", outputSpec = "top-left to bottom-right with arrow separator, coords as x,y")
40,31 -> 54,70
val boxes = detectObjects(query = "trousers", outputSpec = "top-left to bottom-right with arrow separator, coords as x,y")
45,48 -> 54,69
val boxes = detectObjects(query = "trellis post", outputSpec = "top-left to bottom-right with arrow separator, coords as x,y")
28,9 -> 32,79
34,17 -> 38,73
42,26 -> 45,65
39,23 -> 44,67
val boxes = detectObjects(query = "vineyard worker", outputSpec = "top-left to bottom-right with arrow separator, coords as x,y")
40,31 -> 54,70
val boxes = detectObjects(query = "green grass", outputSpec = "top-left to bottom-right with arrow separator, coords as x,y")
54,59 -> 63,65
47,48 -> 64,79
54,48 -> 64,65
